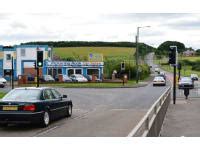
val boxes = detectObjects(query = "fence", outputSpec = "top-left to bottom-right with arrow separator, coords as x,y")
128,87 -> 171,137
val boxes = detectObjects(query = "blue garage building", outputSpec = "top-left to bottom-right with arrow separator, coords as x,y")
0,45 -> 104,80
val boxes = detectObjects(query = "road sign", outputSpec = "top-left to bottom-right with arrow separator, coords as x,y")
88,53 -> 103,62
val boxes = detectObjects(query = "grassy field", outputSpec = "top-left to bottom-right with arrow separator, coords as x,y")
154,56 -> 200,77
53,47 -> 135,60
181,56 -> 200,62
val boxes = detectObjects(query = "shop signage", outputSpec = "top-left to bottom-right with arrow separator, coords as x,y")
46,61 -> 104,67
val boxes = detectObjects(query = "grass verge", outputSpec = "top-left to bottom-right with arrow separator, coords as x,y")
0,92 -> 6,98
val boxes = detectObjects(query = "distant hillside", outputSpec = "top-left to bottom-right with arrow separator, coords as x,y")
21,41 -> 155,58
21,41 -> 154,49
53,47 -> 135,60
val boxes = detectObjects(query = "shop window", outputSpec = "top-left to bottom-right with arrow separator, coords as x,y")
87,69 -> 99,78
75,69 -> 82,74
68,69 -> 74,76
48,68 -> 52,76
48,50 -> 51,58
58,68 -> 62,74
4,69 -> 11,76
21,49 -> 26,57
6,54 -> 11,60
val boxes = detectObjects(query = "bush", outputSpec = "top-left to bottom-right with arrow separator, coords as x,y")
104,58 -> 150,80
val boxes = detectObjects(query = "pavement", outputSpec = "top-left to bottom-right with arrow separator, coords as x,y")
160,72 -> 200,137
160,97 -> 200,137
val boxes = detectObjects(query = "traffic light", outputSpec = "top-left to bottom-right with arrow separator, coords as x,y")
37,51 -> 43,67
168,47 -> 176,64
121,62 -> 125,71
34,61 -> 36,69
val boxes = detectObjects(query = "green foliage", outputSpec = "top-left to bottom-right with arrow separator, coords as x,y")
180,59 -> 200,71
104,57 -> 150,80
196,49 -> 200,56
22,41 -> 137,47
137,44 -> 155,57
155,41 -> 186,56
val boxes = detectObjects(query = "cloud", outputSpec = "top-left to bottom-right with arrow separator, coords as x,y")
10,22 -> 27,29
166,19 -> 200,30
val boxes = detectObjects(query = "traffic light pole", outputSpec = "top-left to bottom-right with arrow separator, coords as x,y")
11,56 -> 14,89
169,46 -> 177,104
37,67 -> 39,87
173,65 -> 176,104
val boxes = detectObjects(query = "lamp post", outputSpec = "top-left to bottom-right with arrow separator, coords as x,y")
136,26 -> 150,83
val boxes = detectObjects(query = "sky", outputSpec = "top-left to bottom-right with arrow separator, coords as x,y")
0,0 -> 200,49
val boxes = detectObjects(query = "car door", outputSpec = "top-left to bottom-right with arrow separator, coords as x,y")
42,89 -> 61,120
51,89 -> 68,117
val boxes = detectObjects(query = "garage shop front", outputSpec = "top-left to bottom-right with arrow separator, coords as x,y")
45,61 -> 104,79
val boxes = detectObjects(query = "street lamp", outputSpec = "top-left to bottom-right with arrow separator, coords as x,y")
135,26 -> 151,83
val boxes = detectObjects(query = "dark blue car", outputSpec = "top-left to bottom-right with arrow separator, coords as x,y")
0,87 -> 73,127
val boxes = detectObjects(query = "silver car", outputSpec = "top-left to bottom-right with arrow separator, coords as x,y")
153,76 -> 166,86
178,77 -> 194,89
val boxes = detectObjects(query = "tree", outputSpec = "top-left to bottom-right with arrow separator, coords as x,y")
196,49 -> 200,56
156,41 -> 186,56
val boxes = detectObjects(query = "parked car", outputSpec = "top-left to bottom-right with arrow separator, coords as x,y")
153,76 -> 166,86
27,74 -> 35,81
0,87 -> 73,127
178,77 -> 194,89
70,74 -> 88,82
40,75 -> 55,82
55,74 -> 72,82
0,77 -> 7,88
85,75 -> 101,82
191,74 -> 198,81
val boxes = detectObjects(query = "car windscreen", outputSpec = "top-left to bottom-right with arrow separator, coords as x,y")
181,78 -> 191,82
2,89 -> 41,101
154,77 -> 164,80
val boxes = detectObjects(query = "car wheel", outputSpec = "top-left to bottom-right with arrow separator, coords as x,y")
66,105 -> 72,117
41,111 -> 50,127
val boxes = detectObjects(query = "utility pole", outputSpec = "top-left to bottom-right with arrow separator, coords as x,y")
136,35 -> 139,83
135,26 -> 150,84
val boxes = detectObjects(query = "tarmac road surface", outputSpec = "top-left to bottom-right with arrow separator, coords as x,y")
0,84 -> 169,137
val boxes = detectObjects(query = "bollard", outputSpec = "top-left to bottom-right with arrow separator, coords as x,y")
184,88 -> 190,99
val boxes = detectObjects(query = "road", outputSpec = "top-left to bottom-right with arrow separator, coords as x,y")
0,53 -> 170,136
0,85 -> 170,137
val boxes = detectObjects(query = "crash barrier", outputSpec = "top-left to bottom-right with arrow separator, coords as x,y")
128,87 -> 171,137
177,88 -> 200,98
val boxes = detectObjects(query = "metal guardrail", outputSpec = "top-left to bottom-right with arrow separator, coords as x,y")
127,87 -> 171,137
